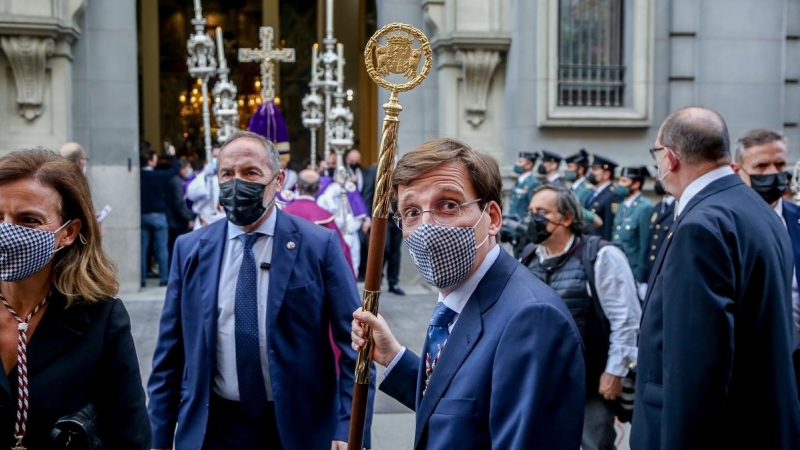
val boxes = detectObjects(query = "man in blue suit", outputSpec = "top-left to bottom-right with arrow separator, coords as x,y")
633,108 -> 800,449
732,128 -> 800,395
148,130 -> 373,449
351,137 -> 585,449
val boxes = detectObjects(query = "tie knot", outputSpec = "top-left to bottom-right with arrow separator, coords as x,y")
429,302 -> 457,328
238,232 -> 262,249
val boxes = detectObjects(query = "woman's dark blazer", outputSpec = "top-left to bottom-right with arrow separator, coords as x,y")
1,293 -> 150,449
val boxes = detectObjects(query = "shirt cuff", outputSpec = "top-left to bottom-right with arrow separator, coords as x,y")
383,346 -> 407,376
605,355 -> 629,377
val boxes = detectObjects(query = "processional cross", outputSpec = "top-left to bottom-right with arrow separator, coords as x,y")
238,27 -> 295,102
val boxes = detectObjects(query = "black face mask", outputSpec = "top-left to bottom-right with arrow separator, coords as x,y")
749,172 -> 788,205
586,172 -> 598,185
325,168 -> 335,178
527,213 -> 553,244
654,180 -> 667,196
537,165 -> 548,175
348,163 -> 360,172
219,178 -> 272,226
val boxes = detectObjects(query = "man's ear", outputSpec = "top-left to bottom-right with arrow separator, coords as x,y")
730,162 -> 740,174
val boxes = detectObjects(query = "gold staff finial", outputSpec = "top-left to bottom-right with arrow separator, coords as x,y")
347,23 -> 433,450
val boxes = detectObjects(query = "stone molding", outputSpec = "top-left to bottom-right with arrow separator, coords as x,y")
456,49 -> 500,128
1,36 -> 55,121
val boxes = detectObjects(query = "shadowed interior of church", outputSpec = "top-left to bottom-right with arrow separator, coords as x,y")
137,0 -> 377,169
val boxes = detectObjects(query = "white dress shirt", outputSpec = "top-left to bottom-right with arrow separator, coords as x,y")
547,173 -> 560,183
518,171 -> 533,183
385,245 -> 502,374
674,166 -> 734,217
623,191 -> 641,208
774,199 -> 800,349
535,236 -> 641,377
572,177 -> 587,191
214,211 -> 276,401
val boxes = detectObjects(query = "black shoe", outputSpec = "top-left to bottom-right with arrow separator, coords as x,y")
159,281 -> 168,287
388,285 -> 406,296
141,282 -> 147,288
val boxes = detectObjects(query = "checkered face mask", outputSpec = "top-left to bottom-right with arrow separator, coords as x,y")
0,221 -> 71,282
405,207 -> 489,290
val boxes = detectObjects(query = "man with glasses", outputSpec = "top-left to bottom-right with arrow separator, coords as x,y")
632,107 -> 800,449
351,137 -> 585,449
522,184 -> 640,450
585,154 -> 622,240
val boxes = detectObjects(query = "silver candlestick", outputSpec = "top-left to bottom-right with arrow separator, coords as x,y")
186,0 -> 217,162
212,27 -> 239,144
301,84 -> 324,169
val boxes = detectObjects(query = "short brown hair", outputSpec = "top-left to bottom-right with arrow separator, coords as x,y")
0,149 -> 119,304
391,138 -> 503,211
735,129 -> 787,163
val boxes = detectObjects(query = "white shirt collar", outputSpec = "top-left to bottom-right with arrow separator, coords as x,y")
675,166 -> 734,217
227,207 -> 278,240
437,244 -> 501,315
574,177 -> 586,187
547,173 -> 560,183
774,198 -> 784,218
294,195 -> 316,202
519,171 -> 532,183
623,191 -> 641,208
536,235 -> 576,262
594,181 -> 612,193
663,195 -> 676,206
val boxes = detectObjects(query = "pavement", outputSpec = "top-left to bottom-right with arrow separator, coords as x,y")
128,273 -> 630,450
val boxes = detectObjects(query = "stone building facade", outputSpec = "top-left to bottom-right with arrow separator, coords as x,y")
2,0 -> 799,290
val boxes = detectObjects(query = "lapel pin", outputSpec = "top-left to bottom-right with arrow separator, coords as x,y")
667,232 -> 673,240
287,242 -> 296,249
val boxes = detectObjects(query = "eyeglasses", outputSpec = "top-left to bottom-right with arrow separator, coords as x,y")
648,147 -> 666,160
393,198 -> 482,230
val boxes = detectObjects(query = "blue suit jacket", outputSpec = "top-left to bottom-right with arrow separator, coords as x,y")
380,250 -> 585,449
632,175 -> 800,449
783,200 -> 800,304
147,209 -> 374,449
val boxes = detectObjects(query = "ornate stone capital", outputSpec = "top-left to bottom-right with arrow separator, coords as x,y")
456,49 -> 501,128
1,36 -> 55,121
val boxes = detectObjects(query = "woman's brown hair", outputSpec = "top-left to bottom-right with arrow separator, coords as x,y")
0,148 -> 119,304
391,137 -> 503,211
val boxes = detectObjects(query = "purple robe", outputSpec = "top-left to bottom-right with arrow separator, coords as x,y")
283,198 -> 354,275
318,176 -> 368,218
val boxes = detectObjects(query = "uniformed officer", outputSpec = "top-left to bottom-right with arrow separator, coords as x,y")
564,149 -> 603,229
612,166 -> 655,285
585,154 -> 622,240
510,151 -> 542,218
643,180 -> 676,295
565,149 -> 593,204
539,150 -> 565,187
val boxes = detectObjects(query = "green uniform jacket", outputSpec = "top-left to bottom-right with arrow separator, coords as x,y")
509,173 -> 541,218
571,178 -> 598,223
612,193 -> 655,282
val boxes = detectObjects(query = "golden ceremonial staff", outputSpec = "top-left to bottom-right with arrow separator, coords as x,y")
348,23 -> 433,450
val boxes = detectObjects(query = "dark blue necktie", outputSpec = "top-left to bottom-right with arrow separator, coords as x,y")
424,302 -> 457,392
587,189 -> 599,206
235,232 -> 268,420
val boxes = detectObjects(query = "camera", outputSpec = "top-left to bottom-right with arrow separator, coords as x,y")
500,214 -> 530,255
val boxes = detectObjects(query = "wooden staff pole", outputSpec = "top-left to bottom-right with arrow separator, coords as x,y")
348,23 -> 432,450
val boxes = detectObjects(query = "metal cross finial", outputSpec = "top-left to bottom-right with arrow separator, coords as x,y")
238,27 -> 296,103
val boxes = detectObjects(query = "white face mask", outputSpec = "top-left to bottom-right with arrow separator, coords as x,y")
405,207 -> 489,290
0,221 -> 71,281
656,150 -> 672,185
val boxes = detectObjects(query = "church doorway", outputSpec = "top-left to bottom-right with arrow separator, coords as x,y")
136,0 -> 378,169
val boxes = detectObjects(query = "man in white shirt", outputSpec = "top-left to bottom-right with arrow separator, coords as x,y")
522,184 -> 641,450
732,128 -> 800,394
632,107 -> 800,449
351,137 -> 585,449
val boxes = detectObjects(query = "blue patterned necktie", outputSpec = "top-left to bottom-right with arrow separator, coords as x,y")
424,302 -> 457,393
235,232 -> 268,420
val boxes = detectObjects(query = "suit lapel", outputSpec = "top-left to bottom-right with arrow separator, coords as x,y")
267,210 -> 300,329
642,175 -> 741,315
199,221 -> 227,366
27,294 -> 89,373
412,250 -> 515,447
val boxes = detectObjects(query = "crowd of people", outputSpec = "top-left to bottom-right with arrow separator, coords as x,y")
0,106 -> 799,449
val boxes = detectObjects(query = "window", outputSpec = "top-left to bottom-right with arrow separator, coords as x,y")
537,0 -> 654,127
558,0 -> 625,107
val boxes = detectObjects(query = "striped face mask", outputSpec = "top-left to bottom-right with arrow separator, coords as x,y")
0,221 -> 71,281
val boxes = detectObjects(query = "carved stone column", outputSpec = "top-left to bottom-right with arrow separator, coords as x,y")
0,36 -> 55,121
456,50 -> 501,128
